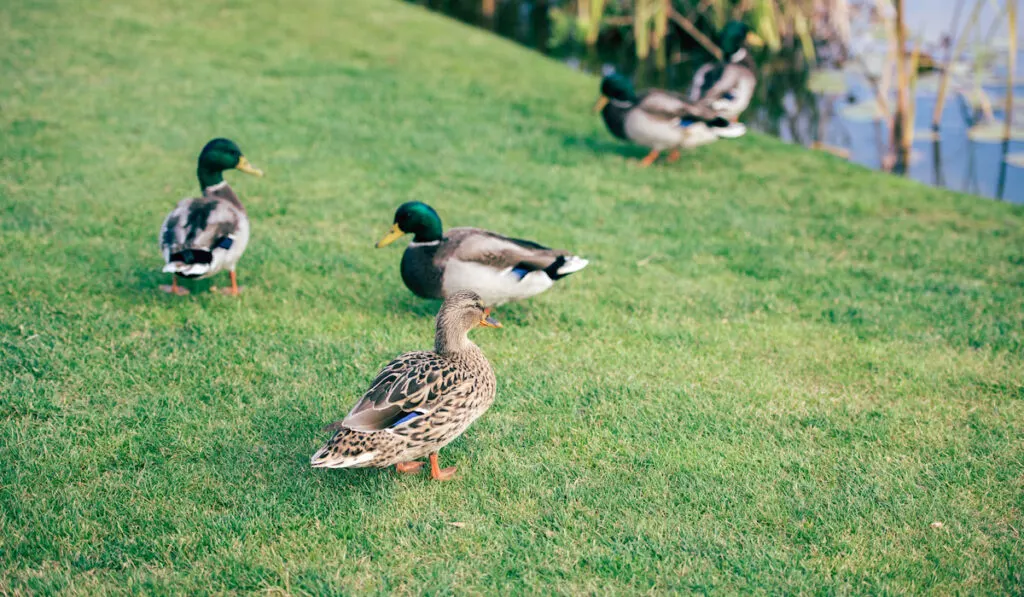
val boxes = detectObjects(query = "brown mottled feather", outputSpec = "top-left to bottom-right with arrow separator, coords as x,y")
310,292 -> 497,469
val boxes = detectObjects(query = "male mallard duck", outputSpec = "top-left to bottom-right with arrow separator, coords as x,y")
159,138 -> 262,296
689,21 -> 760,137
375,202 -> 588,307
310,290 -> 500,481
593,74 -> 731,167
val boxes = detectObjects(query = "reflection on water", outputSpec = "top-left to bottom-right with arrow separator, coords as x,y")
409,0 -> 1023,203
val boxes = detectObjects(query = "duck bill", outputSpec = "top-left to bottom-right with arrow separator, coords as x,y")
479,309 -> 502,328
592,96 -> 609,113
746,31 -> 764,48
235,155 -> 264,177
375,223 -> 406,248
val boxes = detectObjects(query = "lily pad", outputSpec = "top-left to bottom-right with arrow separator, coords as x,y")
807,70 -> 847,94
846,52 -> 887,79
1005,152 -> 1024,168
967,121 -> 1024,142
912,73 -> 943,94
839,101 -> 888,122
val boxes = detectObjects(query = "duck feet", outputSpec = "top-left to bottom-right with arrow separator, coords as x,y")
395,461 -> 425,474
159,277 -> 190,296
212,286 -> 243,296
212,271 -> 243,296
429,453 -> 457,481
666,149 -> 681,163
638,149 -> 661,168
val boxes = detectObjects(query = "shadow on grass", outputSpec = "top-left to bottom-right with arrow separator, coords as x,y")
127,265 -> 222,298
245,410 -> 405,508
558,131 -> 645,161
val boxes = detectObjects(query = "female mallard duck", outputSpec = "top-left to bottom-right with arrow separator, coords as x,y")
689,21 -> 760,137
593,74 -> 731,167
310,290 -> 500,481
159,138 -> 262,296
375,201 -> 588,307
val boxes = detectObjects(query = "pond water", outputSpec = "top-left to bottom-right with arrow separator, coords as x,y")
409,0 -> 1024,203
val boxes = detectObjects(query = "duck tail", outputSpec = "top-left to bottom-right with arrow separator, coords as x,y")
309,428 -> 379,469
162,262 -> 213,277
163,248 -> 215,277
545,255 -> 589,280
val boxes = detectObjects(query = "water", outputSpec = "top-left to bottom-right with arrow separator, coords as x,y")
409,0 -> 1023,203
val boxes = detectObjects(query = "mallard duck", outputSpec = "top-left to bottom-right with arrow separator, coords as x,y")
689,21 -> 760,137
593,74 -> 731,167
375,202 -> 588,307
159,138 -> 262,296
310,290 -> 500,481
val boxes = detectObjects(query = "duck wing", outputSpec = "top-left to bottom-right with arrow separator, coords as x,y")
336,351 -> 471,433
636,89 -> 727,125
446,228 -> 587,278
694,63 -> 754,107
160,196 -> 241,261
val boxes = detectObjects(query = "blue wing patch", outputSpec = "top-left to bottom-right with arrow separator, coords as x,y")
390,411 -> 421,428
215,237 -> 233,250
510,266 -> 531,280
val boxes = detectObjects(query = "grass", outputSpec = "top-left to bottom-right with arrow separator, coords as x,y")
2,0 -> 1023,593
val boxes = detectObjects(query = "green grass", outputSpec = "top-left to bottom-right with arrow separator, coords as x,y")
2,0 -> 1023,593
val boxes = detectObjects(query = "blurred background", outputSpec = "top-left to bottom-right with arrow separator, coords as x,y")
408,0 -> 1024,202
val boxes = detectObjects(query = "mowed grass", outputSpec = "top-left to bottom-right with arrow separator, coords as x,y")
2,0 -> 1024,593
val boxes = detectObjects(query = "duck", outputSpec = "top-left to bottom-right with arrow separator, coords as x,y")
688,20 -> 761,137
593,73 -> 731,167
375,201 -> 588,308
159,138 -> 262,296
310,290 -> 500,481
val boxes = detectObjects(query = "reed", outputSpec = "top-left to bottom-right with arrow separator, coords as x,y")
932,0 -> 986,130
1003,0 -> 1017,142
892,0 -> 911,167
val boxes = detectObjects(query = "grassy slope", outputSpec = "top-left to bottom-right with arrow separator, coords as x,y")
2,0 -> 1023,593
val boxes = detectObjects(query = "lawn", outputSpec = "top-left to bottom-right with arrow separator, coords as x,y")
2,0 -> 1023,593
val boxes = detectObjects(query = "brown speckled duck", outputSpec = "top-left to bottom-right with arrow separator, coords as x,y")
310,291 -> 500,481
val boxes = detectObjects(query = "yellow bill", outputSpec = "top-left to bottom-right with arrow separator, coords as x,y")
235,155 -> 264,177
746,31 -> 764,48
592,96 -> 609,113
375,223 -> 406,248
479,308 -> 502,328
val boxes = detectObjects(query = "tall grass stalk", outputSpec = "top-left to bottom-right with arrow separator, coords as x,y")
1002,0 -> 1017,141
932,0 -> 986,130
892,0 -> 912,170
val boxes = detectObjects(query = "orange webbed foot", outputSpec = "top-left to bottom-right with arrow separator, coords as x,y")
395,461 -> 425,474
159,279 -> 190,296
432,466 -> 457,481
429,453 -> 457,481
637,149 -> 661,168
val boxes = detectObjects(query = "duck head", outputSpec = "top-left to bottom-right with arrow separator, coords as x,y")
719,21 -> 762,62
196,138 -> 262,190
593,74 -> 637,113
434,290 -> 502,353
376,201 -> 444,247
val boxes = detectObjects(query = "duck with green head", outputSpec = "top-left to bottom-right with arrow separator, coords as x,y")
593,73 -> 731,167
375,201 -> 588,308
159,138 -> 263,296
689,20 -> 762,136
